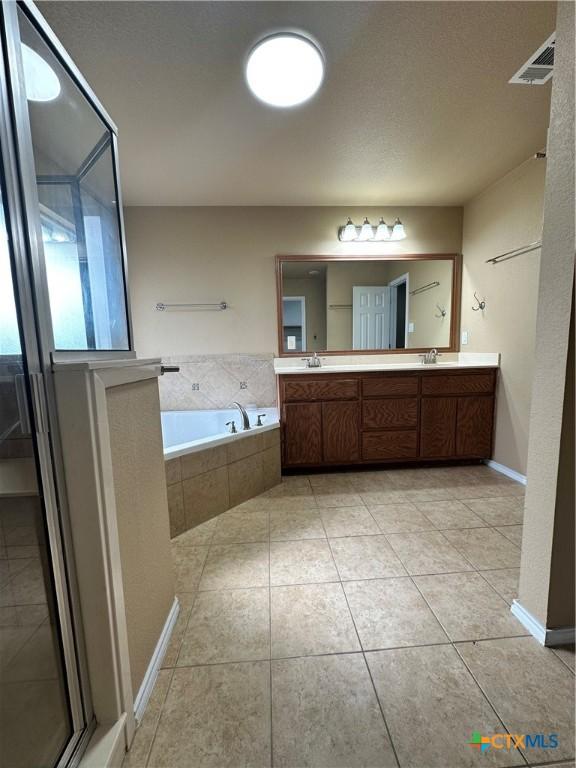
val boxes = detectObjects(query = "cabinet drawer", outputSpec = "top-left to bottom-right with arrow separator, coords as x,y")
421,372 -> 495,396
283,378 -> 358,402
362,399 -> 418,429
362,376 -> 419,397
362,431 -> 418,460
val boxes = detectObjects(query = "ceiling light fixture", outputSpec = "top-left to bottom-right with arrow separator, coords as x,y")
245,33 -> 324,108
337,217 -> 407,242
21,43 -> 61,102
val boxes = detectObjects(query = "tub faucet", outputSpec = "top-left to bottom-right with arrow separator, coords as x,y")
420,348 -> 441,365
233,402 -> 251,431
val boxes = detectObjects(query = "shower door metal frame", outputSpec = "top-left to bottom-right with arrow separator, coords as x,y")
0,1 -> 138,765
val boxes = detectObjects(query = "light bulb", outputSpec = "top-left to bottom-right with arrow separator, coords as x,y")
358,218 -> 374,242
374,218 -> 390,241
340,218 -> 357,242
21,44 -> 61,102
391,218 -> 406,240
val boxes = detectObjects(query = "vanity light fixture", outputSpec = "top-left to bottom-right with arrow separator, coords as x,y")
245,33 -> 324,107
337,216 -> 407,242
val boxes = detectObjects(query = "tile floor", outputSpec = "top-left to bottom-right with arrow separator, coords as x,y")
124,465 -> 575,768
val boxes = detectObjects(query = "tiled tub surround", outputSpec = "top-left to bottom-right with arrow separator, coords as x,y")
159,353 -> 276,411
122,464 -> 575,768
165,427 -> 281,538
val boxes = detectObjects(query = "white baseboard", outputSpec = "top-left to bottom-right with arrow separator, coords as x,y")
511,600 -> 575,646
484,459 -> 527,486
133,597 -> 180,724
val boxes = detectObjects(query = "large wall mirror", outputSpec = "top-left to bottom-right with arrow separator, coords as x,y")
276,254 -> 461,355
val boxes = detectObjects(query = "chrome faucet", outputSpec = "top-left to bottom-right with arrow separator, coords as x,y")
232,401 -> 251,430
302,352 -> 322,368
420,348 -> 441,365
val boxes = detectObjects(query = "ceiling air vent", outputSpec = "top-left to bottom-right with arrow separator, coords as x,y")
509,32 -> 555,85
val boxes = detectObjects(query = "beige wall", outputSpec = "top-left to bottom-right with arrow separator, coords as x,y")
107,378 -> 175,693
124,206 -> 463,358
283,276 -> 327,351
518,0 -> 575,631
461,157 -> 546,475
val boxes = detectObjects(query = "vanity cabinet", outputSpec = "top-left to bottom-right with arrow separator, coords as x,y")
279,368 -> 497,468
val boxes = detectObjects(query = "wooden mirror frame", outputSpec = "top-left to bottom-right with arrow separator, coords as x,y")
276,253 -> 462,357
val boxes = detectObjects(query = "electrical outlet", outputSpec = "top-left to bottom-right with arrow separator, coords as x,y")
461,330 -> 469,346
240,381 -> 248,390
191,383 -> 200,391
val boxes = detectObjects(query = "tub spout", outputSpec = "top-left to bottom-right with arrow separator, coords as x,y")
232,402 -> 251,431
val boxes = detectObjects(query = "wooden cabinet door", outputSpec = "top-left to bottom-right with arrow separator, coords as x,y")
322,401 -> 360,463
283,403 -> 322,465
420,397 -> 457,457
456,397 -> 494,457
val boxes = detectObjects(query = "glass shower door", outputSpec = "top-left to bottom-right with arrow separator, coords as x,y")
0,182 -> 73,766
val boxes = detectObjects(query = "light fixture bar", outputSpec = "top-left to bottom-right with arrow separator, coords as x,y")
337,217 -> 406,242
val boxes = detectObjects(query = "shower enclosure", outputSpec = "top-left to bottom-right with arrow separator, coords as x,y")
0,2 -> 132,765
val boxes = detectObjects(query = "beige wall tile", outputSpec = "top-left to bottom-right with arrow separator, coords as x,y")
181,445 -> 227,480
263,428 -> 280,450
167,484 -> 186,539
228,453 -> 264,508
226,433 -> 264,464
183,467 -> 229,528
261,445 -> 281,491
165,457 -> 182,486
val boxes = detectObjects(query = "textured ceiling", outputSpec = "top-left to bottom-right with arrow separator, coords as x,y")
38,1 -> 555,206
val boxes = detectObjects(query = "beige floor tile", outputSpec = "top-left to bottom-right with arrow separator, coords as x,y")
199,543 -> 269,590
171,546 -> 208,593
319,506 -> 380,537
238,495 -> 317,512
366,644 -> 522,768
261,479 -> 312,498
480,568 -> 520,605
457,636 -> 575,762
386,531 -> 474,575
271,583 -> 360,658
415,499 -> 487,530
308,474 -> 355,490
495,525 -> 523,547
270,539 -> 339,586
442,528 -> 521,570
314,491 -> 365,508
162,594 -> 196,668
414,572 -> 527,641
368,502 -> 436,534
329,535 -> 406,580
359,490 -> 408,505
401,487 -> 457,503
451,483 -> 524,500
212,509 -> 269,544
552,643 -> 575,673
171,518 -> 217,549
344,578 -> 448,650
463,497 -> 524,526
123,669 -> 173,768
148,662 -> 271,767
272,654 -> 396,767
269,509 -> 326,541
178,588 -> 269,666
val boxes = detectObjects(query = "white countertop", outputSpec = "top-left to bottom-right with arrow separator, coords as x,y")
274,352 -> 500,375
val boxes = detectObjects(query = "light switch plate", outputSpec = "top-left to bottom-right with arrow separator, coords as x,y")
408,322 -> 415,333
461,330 -> 469,345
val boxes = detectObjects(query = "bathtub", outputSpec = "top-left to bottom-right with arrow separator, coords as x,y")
161,407 -> 281,537
161,407 -> 279,458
